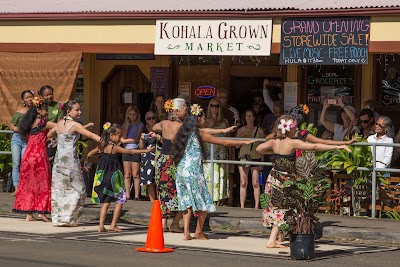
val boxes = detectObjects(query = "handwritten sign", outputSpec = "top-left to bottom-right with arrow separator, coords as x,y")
155,20 -> 272,56
306,66 -> 355,104
283,82 -> 298,114
280,17 -> 370,65
195,86 -> 216,99
151,67 -> 169,97
178,82 -> 191,101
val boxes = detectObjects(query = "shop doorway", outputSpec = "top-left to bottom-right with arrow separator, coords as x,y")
230,76 -> 282,120
101,65 -> 151,126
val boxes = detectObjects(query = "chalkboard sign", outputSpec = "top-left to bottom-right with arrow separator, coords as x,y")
280,17 -> 370,65
150,67 -> 169,97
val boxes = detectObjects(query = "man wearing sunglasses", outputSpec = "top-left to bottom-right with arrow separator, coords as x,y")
358,108 -> 375,137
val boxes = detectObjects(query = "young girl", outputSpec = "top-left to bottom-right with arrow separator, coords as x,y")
121,106 -> 144,200
256,115 -> 351,248
171,104 -> 256,240
88,123 -> 154,232
48,100 -> 101,227
10,90 -> 34,196
13,97 -> 55,221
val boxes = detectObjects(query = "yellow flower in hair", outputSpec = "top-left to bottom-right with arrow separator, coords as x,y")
103,122 -> 111,130
302,104 -> 310,115
190,104 -> 203,116
32,97 -> 43,108
164,99 -> 174,113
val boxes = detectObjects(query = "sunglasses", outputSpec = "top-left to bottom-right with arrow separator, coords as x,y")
146,116 -> 156,121
359,119 -> 370,124
210,104 -> 220,108
375,122 -> 385,128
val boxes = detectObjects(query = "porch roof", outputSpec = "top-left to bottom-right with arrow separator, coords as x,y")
0,0 -> 399,14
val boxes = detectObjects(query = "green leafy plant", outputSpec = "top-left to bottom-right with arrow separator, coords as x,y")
261,162 -> 331,234
383,210 -> 400,220
299,122 -> 318,136
0,124 -> 12,174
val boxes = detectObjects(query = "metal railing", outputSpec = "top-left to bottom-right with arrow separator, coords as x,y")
2,129 -> 399,218
204,137 -> 400,219
0,130 -> 13,155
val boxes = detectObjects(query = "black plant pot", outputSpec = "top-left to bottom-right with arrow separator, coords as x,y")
289,233 -> 315,260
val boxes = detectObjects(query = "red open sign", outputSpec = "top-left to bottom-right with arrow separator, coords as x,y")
195,86 -> 216,99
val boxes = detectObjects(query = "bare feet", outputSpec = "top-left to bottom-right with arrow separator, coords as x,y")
193,232 -> 208,240
109,226 -> 122,232
38,214 -> 51,222
266,243 -> 288,248
183,235 -> 193,241
98,227 -> 107,233
169,226 -> 184,233
26,215 -> 37,221
277,233 -> 285,243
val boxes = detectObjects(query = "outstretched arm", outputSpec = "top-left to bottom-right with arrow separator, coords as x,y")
87,146 -> 100,158
201,131 -> 255,147
262,79 -> 274,111
306,134 -> 357,145
74,123 -> 101,143
200,125 -> 237,135
291,139 -> 351,152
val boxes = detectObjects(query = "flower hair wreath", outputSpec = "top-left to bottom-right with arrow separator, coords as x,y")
32,96 -> 43,108
190,104 -> 203,116
164,99 -> 174,113
278,119 -> 296,135
103,122 -> 111,130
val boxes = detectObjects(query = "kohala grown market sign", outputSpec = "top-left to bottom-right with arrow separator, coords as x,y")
155,20 -> 272,56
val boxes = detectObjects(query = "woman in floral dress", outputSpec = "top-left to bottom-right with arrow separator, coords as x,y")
48,100 -> 101,227
203,99 -> 230,203
257,114 -> 351,248
171,104 -> 255,240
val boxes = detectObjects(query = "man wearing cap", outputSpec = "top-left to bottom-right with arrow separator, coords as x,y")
320,96 -> 359,141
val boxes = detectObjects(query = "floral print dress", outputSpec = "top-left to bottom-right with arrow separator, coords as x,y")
176,133 -> 216,213
91,145 -> 126,204
52,122 -> 86,227
154,138 -> 179,218
262,153 -> 296,228
203,121 -> 229,201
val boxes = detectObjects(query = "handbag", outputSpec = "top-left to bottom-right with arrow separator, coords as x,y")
240,126 -> 258,168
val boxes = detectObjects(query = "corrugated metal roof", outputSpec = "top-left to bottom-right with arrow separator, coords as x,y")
0,0 -> 399,13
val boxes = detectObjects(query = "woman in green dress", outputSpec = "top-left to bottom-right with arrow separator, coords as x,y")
38,85 -> 64,166
10,90 -> 34,195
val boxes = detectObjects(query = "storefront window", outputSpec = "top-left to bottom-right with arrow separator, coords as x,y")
381,54 -> 400,106
305,65 -> 355,106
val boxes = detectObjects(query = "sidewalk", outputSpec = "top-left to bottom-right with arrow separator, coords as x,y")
1,192 -> 400,246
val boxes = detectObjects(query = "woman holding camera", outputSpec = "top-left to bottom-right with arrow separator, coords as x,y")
236,109 -> 264,209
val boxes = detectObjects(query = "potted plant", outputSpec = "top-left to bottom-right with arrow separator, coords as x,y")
324,133 -> 381,216
260,156 -> 331,260
281,165 -> 330,260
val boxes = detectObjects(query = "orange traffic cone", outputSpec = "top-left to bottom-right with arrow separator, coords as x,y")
136,200 -> 174,253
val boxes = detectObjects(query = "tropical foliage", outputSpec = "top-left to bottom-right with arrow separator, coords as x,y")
0,124 -> 12,175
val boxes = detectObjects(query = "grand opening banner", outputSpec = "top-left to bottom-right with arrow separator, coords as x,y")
155,20 -> 272,56
280,17 -> 370,65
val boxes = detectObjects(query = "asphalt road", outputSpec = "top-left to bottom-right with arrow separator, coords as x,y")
0,231 -> 399,267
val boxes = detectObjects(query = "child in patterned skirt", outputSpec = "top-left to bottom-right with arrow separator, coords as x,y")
87,123 -> 153,232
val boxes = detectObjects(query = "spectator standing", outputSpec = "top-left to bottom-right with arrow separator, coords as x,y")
10,90 -> 34,196
236,110 -> 264,209
364,99 -> 380,123
150,94 -> 168,122
368,116 -> 394,170
121,106 -> 144,200
139,111 -> 161,202
38,85 -> 64,166
203,99 -> 230,204
320,96 -> 359,141
216,88 -> 240,206
358,108 -> 375,137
